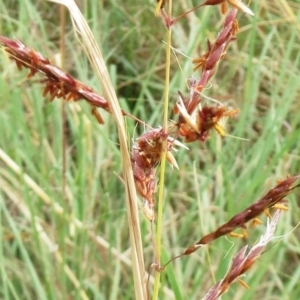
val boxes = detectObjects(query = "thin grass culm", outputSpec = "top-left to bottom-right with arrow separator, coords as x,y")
45,0 -> 147,298
152,1 -> 173,298
1,0 -> 300,299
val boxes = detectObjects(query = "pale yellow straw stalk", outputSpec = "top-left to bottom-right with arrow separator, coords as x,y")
46,0 -> 146,298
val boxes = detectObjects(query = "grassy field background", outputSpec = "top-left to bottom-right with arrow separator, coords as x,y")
0,0 -> 300,299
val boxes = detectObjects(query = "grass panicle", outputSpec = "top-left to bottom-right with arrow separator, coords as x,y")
202,209 -> 283,300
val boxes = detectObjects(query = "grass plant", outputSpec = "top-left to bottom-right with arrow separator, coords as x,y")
0,0 -> 300,299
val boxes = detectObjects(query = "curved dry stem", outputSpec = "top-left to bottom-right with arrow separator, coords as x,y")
46,0 -> 147,298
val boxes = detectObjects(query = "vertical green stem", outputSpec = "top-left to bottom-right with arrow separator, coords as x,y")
152,2 -> 172,299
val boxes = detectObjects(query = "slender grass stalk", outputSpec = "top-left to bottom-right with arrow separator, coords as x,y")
47,0 -> 146,298
152,1 -> 173,299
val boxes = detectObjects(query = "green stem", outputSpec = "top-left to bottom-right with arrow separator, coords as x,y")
152,2 -> 172,299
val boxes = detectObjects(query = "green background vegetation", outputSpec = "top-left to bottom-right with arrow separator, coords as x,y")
0,0 -> 300,299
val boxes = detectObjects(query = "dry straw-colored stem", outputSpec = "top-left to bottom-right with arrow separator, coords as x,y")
46,0 -> 147,298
